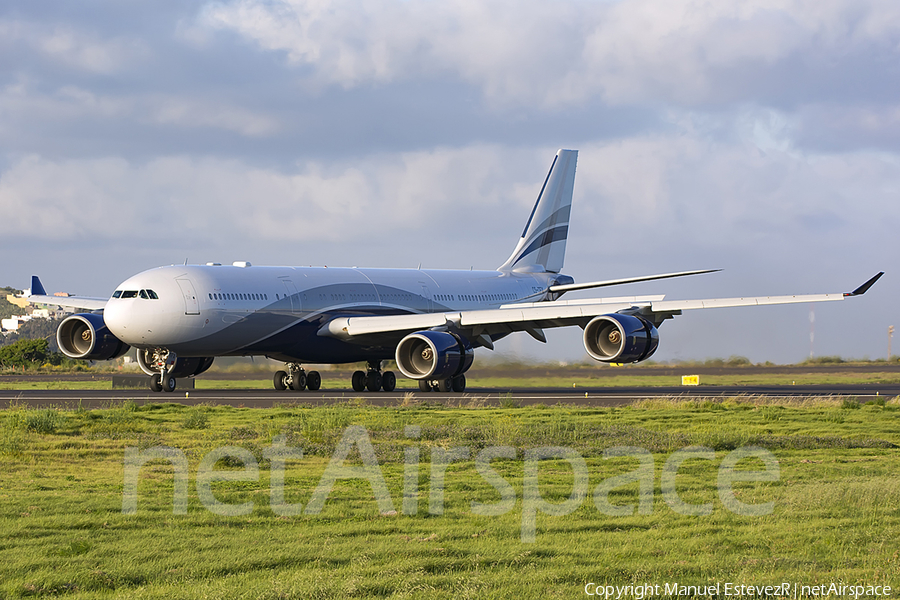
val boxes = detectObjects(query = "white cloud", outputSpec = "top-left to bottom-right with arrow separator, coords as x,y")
198,0 -> 900,107
0,146 -> 524,247
4,138 -> 896,259
0,19 -> 148,74
149,97 -> 279,136
0,81 -> 279,137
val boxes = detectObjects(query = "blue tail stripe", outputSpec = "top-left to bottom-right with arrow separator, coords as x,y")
511,225 -> 569,267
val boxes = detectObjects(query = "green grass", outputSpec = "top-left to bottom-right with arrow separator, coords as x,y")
1,399 -> 899,598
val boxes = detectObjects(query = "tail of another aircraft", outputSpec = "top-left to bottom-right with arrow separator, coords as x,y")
498,149 -> 577,273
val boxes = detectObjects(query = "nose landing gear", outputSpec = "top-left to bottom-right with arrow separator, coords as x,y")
150,372 -> 177,393
145,349 -> 178,393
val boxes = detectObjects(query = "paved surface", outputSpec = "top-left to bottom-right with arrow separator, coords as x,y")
2,383 -> 898,409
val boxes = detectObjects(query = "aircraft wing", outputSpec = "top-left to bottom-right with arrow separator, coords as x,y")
319,273 -> 883,345
24,276 -> 108,312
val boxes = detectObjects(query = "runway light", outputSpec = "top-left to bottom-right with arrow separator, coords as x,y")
185,392 -> 189,398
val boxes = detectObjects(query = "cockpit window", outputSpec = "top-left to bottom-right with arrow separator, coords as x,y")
121,290 -> 138,299
112,291 -> 123,298
139,290 -> 149,299
147,290 -> 158,299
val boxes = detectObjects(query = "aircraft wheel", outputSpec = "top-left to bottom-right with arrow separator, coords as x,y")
274,370 -> 288,391
451,374 -> 466,393
437,378 -> 452,392
291,371 -> 307,391
162,375 -> 177,393
382,371 -> 396,392
149,374 -> 163,392
351,370 -> 366,392
418,380 -> 433,392
306,370 -> 321,391
366,371 -> 382,392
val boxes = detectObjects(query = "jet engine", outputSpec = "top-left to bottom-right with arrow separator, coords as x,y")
583,314 -> 659,363
136,350 -> 215,378
57,313 -> 130,361
395,331 -> 474,380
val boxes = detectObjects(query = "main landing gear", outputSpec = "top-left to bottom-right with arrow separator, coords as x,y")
417,374 -> 466,393
351,361 -> 397,393
273,364 -> 322,392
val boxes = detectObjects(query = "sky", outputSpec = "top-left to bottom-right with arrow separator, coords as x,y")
1,0 -> 897,365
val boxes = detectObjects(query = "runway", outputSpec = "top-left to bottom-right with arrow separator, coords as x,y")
3,383 -> 898,409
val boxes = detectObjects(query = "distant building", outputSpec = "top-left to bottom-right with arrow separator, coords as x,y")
6,295 -> 29,309
1,316 -> 30,332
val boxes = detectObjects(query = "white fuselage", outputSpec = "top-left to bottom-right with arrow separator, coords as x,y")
102,263 -> 555,362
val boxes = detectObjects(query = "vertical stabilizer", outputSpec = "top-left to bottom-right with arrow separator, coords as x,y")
498,149 -> 577,273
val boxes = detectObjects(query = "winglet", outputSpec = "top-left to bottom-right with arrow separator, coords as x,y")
844,272 -> 884,297
30,276 -> 47,296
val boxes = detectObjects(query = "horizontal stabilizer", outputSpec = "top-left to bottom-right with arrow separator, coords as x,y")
549,269 -> 720,294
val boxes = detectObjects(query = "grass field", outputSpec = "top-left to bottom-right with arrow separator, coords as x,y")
2,397 -> 899,598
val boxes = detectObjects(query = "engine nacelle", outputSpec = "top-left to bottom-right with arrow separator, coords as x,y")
584,314 -> 659,363
395,331 -> 474,380
136,350 -> 215,378
57,313 -> 130,361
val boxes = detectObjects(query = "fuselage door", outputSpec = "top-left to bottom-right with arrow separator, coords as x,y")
175,278 -> 200,315
420,284 -> 432,313
280,278 -> 301,314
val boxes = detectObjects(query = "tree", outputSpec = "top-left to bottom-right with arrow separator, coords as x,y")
0,338 -> 53,368
1,317 -> 62,352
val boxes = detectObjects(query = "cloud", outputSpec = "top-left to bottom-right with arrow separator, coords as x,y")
4,138 -> 896,263
0,19 -> 148,74
0,146 -> 527,250
0,81 -> 279,139
198,0 -> 900,108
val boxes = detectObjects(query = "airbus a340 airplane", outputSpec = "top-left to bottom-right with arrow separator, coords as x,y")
25,149 -> 882,393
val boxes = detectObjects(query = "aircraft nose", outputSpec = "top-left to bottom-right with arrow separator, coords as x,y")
103,299 -> 131,341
